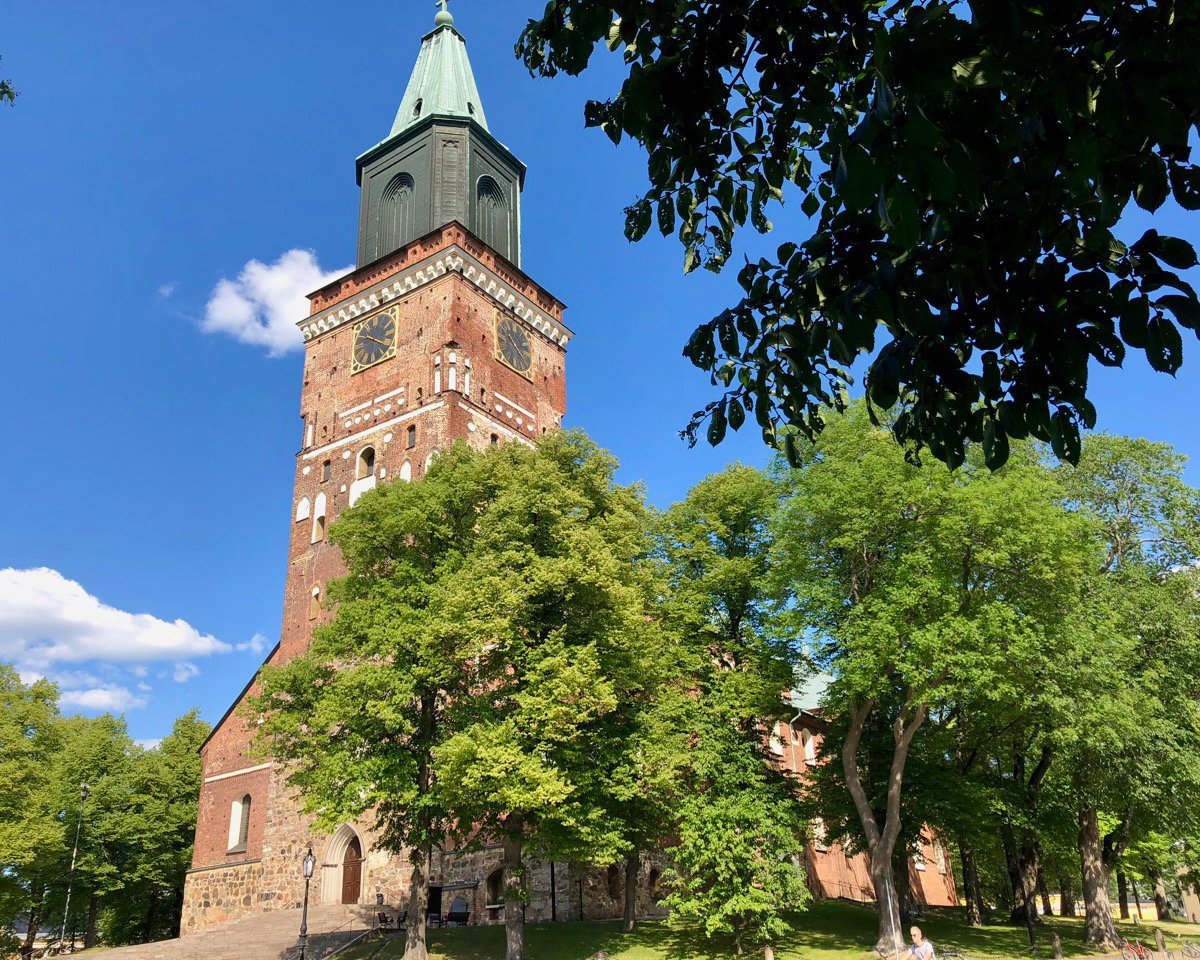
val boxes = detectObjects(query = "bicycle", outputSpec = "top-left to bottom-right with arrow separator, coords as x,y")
1118,936 -> 1151,960
941,948 -> 973,960
1165,932 -> 1200,959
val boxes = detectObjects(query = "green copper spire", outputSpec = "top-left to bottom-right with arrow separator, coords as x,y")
356,1 -> 524,267
391,1 -> 489,137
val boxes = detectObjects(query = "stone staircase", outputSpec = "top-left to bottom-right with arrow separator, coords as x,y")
83,904 -> 383,960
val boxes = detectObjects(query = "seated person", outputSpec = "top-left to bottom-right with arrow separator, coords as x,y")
907,926 -> 935,960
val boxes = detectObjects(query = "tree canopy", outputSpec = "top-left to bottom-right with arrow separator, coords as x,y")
0,670 -> 207,955
254,432 -> 667,960
517,0 -> 1200,470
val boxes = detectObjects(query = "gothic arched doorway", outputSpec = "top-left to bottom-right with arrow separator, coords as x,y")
341,836 -> 363,904
320,825 -> 367,906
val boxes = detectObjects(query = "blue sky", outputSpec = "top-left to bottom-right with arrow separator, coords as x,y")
3,0 -> 1198,743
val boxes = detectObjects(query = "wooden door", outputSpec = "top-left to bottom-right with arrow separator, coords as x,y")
341,837 -> 362,904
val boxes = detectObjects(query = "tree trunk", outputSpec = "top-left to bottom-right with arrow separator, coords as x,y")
1001,821 -> 1028,924
20,891 -> 42,959
1018,842 -> 1041,936
403,846 -> 430,960
960,842 -> 984,925
1129,876 -> 1145,921
1150,871 -> 1174,921
841,696 -> 928,957
1037,862 -> 1053,917
1060,877 -> 1076,918
869,853 -> 907,959
1079,807 -> 1119,949
143,892 -> 158,943
1117,871 -> 1130,920
622,855 -> 638,934
503,821 -> 526,960
764,945 -> 775,960
85,893 -> 98,949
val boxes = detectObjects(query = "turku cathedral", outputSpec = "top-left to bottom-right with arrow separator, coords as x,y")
181,4 -> 957,935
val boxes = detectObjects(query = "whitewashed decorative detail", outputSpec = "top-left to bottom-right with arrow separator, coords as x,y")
295,497 -> 311,522
297,245 -> 573,348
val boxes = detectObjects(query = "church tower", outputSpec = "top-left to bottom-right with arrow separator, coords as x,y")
181,4 -> 576,933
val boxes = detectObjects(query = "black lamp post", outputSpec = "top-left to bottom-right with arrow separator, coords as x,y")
59,782 -> 89,952
299,847 -> 316,960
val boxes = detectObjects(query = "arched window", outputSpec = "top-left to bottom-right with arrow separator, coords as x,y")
400,460 -> 412,482
486,868 -> 505,906
434,356 -> 442,394
227,794 -> 251,852
295,496 -> 311,522
425,449 -> 440,471
312,492 -> 327,543
322,459 -> 331,482
406,425 -> 417,449
801,728 -> 817,764
412,98 -> 423,119
490,434 -> 499,446
356,447 -> 376,480
350,448 -> 377,506
309,586 -> 321,621
476,176 -> 510,258
648,867 -> 664,902
811,818 -> 830,852
606,864 -> 622,900
379,172 -> 416,255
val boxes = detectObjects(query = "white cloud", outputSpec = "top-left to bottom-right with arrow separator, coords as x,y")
157,282 -> 176,299
137,682 -> 152,693
0,567 -> 230,668
59,685 -> 147,712
236,632 -> 269,655
202,249 -> 350,356
136,738 -> 162,750
173,661 -> 200,683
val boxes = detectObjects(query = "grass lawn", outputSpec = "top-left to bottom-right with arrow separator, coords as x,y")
337,901 -> 1200,960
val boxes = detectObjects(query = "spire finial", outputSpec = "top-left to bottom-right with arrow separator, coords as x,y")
434,0 -> 454,28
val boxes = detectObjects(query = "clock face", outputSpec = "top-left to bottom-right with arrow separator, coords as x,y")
496,315 -> 532,376
351,310 -> 397,373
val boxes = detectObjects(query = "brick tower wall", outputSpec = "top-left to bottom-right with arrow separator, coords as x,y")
182,224 -> 572,934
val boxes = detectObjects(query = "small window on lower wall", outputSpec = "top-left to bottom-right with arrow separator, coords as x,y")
606,864 -> 622,900
485,868 -> 504,907
308,586 -> 321,621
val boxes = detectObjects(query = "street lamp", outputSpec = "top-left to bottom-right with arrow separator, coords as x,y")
299,847 -> 316,960
59,783 -> 89,953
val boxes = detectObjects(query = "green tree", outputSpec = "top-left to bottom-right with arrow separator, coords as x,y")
256,432 -> 664,960
653,465 -> 809,958
517,1 -> 1200,470
101,712 -> 209,944
1056,435 -> 1200,949
0,667 -> 63,958
773,405 -> 1097,953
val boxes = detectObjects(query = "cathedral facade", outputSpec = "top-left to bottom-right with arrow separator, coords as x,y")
181,5 -> 956,936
